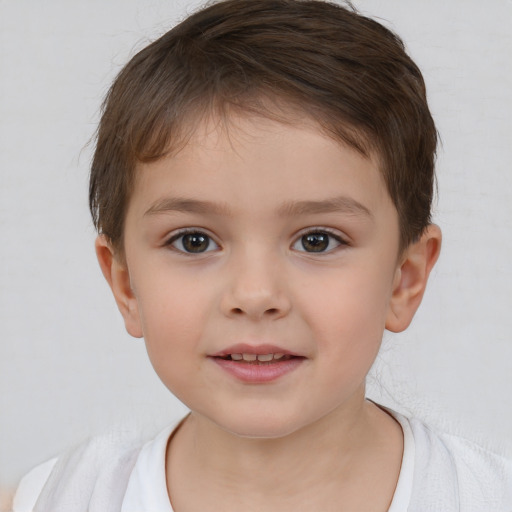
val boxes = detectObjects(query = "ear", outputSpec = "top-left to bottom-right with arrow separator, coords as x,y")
95,235 -> 143,338
385,224 -> 442,333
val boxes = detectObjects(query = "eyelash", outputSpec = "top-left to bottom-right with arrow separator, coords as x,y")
165,229 -> 220,255
292,228 -> 348,254
165,227 -> 349,255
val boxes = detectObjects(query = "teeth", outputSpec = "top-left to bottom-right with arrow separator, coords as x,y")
228,353 -> 289,362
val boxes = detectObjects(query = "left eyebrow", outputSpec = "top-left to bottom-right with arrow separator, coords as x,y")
277,196 -> 373,219
144,197 -> 233,217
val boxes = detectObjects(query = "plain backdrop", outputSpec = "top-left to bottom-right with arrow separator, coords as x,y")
1,0 -> 512,494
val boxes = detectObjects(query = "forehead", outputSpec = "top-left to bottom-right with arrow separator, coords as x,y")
129,113 -> 393,222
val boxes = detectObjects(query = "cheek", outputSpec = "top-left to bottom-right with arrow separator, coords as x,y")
300,264 -> 393,353
132,270 -> 214,369
301,275 -> 390,399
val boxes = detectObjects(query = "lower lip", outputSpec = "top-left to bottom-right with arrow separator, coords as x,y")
210,357 -> 304,383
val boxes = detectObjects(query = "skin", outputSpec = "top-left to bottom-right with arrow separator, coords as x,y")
97,114 -> 441,511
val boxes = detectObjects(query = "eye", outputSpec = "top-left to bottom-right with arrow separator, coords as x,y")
167,230 -> 219,254
292,230 -> 346,253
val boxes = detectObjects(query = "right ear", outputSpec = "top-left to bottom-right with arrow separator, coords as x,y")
95,235 -> 143,338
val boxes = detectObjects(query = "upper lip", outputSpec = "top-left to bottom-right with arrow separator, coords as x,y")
210,343 -> 301,357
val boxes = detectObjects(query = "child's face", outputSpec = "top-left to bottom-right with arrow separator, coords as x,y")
115,115 -> 404,438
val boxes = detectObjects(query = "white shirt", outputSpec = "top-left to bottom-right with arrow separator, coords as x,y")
12,410 -> 512,512
124,415 -> 415,511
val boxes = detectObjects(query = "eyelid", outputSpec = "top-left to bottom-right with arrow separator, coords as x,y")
291,227 -> 349,253
165,228 -> 221,254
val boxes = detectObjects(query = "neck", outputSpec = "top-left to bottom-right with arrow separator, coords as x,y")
166,393 -> 403,512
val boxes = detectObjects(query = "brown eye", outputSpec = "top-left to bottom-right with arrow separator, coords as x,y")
301,232 -> 330,252
292,230 -> 345,253
182,233 -> 209,252
170,231 -> 218,254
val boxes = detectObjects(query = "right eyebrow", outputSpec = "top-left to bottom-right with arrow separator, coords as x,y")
144,197 -> 233,217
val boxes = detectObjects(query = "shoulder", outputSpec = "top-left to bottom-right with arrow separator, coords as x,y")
12,458 -> 57,512
407,415 -> 512,511
12,425 -> 147,512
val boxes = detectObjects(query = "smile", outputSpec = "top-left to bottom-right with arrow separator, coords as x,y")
210,345 -> 304,383
217,353 -> 292,363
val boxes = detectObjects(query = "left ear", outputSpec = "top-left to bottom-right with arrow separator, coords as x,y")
385,224 -> 442,333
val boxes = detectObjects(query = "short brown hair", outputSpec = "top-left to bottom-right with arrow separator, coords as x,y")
89,0 -> 437,254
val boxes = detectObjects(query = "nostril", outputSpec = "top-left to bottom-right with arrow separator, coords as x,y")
229,306 -> 280,316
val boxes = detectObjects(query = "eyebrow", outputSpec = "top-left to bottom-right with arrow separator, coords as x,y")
144,195 -> 372,219
144,197 -> 232,217
277,196 -> 373,219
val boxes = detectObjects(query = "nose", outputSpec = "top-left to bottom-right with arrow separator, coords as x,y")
220,249 -> 292,321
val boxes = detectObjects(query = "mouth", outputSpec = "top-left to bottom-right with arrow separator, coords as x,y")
209,345 -> 304,382
214,353 -> 298,364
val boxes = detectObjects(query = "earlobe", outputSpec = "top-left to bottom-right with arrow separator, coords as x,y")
95,235 -> 143,338
385,224 -> 442,333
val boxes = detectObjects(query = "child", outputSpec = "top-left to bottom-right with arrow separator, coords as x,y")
12,0 -> 512,510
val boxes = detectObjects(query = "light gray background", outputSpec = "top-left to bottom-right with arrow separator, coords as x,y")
1,0 -> 511,494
